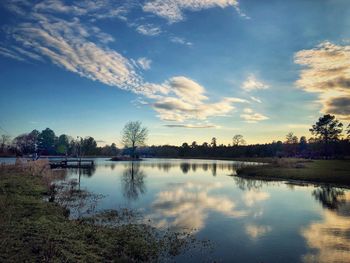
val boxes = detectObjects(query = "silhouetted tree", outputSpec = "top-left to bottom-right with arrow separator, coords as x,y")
211,137 -> 217,147
38,128 -> 56,155
285,132 -> 298,144
121,121 -> 148,158
56,134 -> 70,155
81,137 -> 97,156
232,134 -> 246,146
299,136 -> 308,154
309,114 -> 343,157
14,129 -> 40,154
1,134 -> 11,152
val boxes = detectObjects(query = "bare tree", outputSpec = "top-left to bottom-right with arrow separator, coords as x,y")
285,132 -> 298,144
121,121 -> 148,158
232,134 -> 246,146
1,134 -> 11,153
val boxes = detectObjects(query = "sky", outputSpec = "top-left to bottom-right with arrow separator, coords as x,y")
0,0 -> 349,146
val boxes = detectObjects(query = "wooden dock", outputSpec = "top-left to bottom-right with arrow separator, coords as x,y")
49,159 -> 95,169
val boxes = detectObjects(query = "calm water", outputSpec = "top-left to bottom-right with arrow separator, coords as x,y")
2,157 -> 349,262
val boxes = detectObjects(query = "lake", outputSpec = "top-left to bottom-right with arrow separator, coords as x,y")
2,157 -> 349,262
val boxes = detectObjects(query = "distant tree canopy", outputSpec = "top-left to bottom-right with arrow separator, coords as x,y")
232,135 -> 246,146
121,121 -> 148,158
0,115 -> 349,159
1,128 -> 120,157
309,114 -> 344,157
310,114 -> 343,143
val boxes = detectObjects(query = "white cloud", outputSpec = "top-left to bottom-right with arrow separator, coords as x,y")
148,181 -> 247,231
137,57 -> 152,70
242,74 -> 269,92
143,0 -> 239,23
1,0 -> 249,126
301,192 -> 350,263
136,24 -> 162,36
242,190 -> 270,207
240,108 -> 269,123
295,41 -> 350,120
169,36 -> 192,46
152,76 -> 248,122
164,124 -> 218,128
250,96 -> 262,103
33,0 -> 130,20
0,46 -> 26,61
245,224 -> 272,240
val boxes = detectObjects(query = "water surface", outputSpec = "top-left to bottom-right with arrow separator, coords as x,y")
2,157 -> 349,262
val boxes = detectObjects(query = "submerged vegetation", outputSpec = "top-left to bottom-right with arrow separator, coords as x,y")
0,161 -> 208,262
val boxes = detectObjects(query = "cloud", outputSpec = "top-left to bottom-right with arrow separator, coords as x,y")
0,1 -> 249,125
32,0 -> 130,21
164,124 -> 218,128
240,108 -> 269,123
295,41 -> 350,120
137,57 -> 152,70
242,74 -> 269,92
301,192 -> 350,263
250,96 -> 262,103
242,190 -> 270,207
169,36 -> 192,46
148,181 -> 247,231
0,46 -> 26,61
143,0 -> 239,23
136,24 -> 162,36
245,224 -> 272,240
323,96 -> 350,119
152,76 -> 248,122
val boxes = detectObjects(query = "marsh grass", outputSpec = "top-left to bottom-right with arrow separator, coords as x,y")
236,158 -> 350,186
0,160 -> 209,262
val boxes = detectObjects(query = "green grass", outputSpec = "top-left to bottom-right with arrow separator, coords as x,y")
236,158 -> 350,186
0,165 -> 200,262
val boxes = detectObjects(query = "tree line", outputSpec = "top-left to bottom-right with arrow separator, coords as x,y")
1,114 -> 349,159
0,128 -> 119,157
137,114 -> 350,159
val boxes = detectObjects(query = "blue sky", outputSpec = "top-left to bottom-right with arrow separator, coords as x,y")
0,0 -> 349,146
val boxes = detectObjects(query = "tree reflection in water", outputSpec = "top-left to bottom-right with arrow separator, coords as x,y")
312,187 -> 345,210
302,186 -> 350,263
121,162 -> 146,201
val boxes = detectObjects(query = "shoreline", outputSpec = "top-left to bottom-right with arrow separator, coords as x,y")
0,162 -> 201,261
234,173 -> 350,190
235,158 -> 350,188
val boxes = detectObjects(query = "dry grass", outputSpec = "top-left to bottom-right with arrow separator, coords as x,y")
236,158 -> 350,186
0,159 -> 209,262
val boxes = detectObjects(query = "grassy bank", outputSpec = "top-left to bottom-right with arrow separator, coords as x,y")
0,163 -> 200,262
236,158 -> 350,186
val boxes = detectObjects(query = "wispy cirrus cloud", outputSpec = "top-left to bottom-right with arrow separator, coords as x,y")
169,36 -> 192,46
136,24 -> 162,36
164,124 -> 218,128
242,74 -> 269,92
250,96 -> 262,103
0,46 -> 26,61
136,57 -> 152,70
240,108 -> 269,123
0,0 -> 249,126
143,0 -> 240,23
